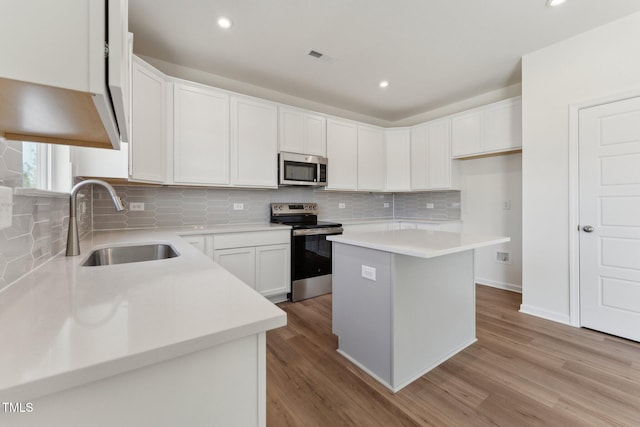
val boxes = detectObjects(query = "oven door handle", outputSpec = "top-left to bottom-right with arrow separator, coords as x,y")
292,227 -> 344,237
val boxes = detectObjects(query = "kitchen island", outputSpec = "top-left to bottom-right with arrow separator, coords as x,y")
327,229 -> 509,392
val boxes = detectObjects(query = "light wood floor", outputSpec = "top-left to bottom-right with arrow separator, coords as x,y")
266,285 -> 640,426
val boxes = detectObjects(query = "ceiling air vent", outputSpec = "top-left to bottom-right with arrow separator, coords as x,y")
307,50 -> 336,64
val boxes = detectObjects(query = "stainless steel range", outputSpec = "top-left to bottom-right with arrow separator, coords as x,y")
270,203 -> 343,302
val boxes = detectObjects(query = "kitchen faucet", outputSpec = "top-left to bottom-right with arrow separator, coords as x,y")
66,179 -> 125,256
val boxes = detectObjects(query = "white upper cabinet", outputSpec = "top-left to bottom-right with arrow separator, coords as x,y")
410,124 -> 429,190
0,0 -> 129,149
411,119 -> 455,190
427,119 -> 452,189
173,82 -> 230,185
357,125 -> 386,191
130,58 -> 167,183
278,107 -> 326,156
451,111 -> 482,157
326,119 -> 358,190
72,143 -> 129,180
483,97 -> 522,153
451,97 -> 522,158
231,96 -> 278,188
385,128 -> 411,192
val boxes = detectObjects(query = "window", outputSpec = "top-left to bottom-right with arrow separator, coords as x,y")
21,142 -> 71,192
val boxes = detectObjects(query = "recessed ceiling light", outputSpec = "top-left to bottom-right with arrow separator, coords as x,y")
379,81 -> 389,88
217,17 -> 232,29
546,0 -> 567,7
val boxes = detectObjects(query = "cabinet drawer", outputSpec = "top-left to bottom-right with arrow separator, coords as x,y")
213,230 -> 290,249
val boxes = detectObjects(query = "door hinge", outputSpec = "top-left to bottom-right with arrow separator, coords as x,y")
104,43 -> 110,59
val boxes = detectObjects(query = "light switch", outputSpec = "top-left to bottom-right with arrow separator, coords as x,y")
338,203 -> 346,209
0,186 -> 13,230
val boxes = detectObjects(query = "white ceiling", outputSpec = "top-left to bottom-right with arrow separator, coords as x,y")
129,0 -> 640,124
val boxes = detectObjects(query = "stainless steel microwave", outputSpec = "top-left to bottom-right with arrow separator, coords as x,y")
278,152 -> 328,186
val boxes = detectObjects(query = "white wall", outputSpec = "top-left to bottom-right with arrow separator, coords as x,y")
460,154 -> 522,292
521,11 -> 640,324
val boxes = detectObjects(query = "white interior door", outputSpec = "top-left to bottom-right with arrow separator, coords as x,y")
579,96 -> 640,342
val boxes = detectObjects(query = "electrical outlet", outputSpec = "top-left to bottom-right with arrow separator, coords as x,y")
129,202 -> 145,211
426,203 -> 435,209
496,251 -> 511,264
233,203 -> 244,210
361,265 -> 377,281
503,200 -> 512,210
79,201 -> 86,214
384,203 -> 390,208
338,203 -> 346,209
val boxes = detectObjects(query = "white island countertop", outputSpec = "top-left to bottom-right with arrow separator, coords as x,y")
0,225 -> 289,402
327,229 -> 509,258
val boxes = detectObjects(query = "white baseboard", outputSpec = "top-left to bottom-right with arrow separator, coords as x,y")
475,278 -> 522,293
519,304 -> 572,326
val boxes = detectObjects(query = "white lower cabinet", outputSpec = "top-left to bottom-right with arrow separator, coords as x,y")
212,230 -> 290,300
255,244 -> 290,296
215,247 -> 256,287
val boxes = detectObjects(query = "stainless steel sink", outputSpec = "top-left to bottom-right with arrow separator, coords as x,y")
82,244 -> 179,266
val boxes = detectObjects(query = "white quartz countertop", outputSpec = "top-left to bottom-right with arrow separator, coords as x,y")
0,224 -> 290,402
327,229 -> 509,258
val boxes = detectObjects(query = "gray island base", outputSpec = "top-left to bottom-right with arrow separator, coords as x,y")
328,229 -> 509,392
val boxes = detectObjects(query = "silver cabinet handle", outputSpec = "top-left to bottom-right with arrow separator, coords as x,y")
582,225 -> 594,233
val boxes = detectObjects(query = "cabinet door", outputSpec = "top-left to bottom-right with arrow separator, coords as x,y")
255,244 -> 290,297
326,119 -> 358,190
182,235 -> 205,253
483,97 -> 522,153
279,107 -> 326,156
214,247 -> 256,289
427,119 -> 451,189
278,107 -> 305,154
385,128 -> 411,192
231,97 -> 278,187
439,222 -> 463,232
357,125 -> 386,191
451,111 -> 482,158
130,59 -> 167,183
174,83 -> 230,185
410,125 -> 428,190
72,143 -> 129,179
304,113 -> 326,156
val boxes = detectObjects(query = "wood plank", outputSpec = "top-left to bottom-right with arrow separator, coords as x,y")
0,77 -> 113,149
267,285 -> 640,425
